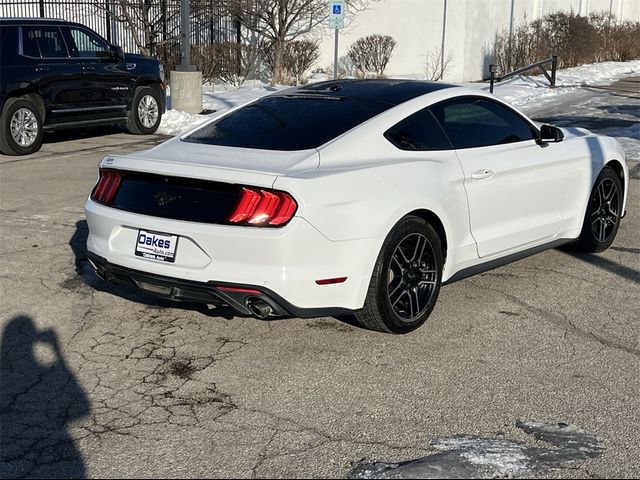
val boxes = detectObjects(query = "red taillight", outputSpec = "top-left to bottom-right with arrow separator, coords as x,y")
228,187 -> 297,226
91,170 -> 123,205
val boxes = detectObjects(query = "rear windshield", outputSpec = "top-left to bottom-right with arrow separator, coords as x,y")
183,96 -> 392,151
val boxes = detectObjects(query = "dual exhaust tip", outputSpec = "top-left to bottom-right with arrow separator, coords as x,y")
246,298 -> 273,319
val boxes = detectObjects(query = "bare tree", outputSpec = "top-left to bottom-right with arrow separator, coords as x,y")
229,0 -> 375,84
284,40 -> 320,84
191,41 -> 261,86
347,34 -> 396,77
94,0 -> 222,56
424,47 -> 453,81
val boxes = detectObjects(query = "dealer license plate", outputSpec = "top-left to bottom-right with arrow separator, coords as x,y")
135,229 -> 178,263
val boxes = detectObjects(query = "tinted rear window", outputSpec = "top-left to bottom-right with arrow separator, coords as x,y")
21,25 -> 68,58
183,96 -> 392,151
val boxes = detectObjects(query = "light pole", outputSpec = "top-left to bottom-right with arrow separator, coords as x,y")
170,0 -> 202,113
176,0 -> 196,71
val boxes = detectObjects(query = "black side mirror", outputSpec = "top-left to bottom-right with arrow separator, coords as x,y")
539,124 -> 564,143
102,45 -> 124,62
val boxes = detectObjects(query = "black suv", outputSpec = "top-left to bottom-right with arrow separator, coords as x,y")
0,18 -> 165,155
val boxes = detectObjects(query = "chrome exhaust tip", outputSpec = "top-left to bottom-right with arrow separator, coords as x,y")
87,257 -> 106,280
247,298 -> 273,319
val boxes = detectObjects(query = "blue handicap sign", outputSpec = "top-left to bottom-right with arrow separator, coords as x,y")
333,4 -> 342,14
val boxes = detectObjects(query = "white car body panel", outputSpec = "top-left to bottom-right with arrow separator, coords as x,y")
85,83 -> 629,314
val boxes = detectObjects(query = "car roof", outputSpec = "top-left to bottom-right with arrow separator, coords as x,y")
275,79 -> 457,106
0,18 -> 83,27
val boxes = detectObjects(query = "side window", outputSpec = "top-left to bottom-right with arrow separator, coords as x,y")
430,97 -> 535,149
384,109 -> 452,151
21,26 -> 68,58
64,27 -> 108,58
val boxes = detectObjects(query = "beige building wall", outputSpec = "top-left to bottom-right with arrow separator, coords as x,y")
315,0 -> 640,82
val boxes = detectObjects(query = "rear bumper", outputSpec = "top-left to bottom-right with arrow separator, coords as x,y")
88,252 -> 354,318
85,199 -> 381,312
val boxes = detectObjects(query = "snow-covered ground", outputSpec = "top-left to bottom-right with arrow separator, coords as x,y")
159,60 -> 640,159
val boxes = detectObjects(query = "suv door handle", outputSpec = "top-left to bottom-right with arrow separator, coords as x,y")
471,169 -> 495,180
35,66 -> 49,72
82,65 -> 95,71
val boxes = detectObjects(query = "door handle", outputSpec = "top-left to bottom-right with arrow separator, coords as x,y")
471,169 -> 495,180
82,65 -> 95,71
35,66 -> 49,72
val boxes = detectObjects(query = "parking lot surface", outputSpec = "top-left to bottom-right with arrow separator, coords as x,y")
1,84 -> 639,478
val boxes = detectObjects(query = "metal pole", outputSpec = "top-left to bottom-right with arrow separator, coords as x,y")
440,0 -> 447,80
333,28 -> 339,79
178,0 -> 195,70
105,0 -> 111,43
551,55 -> 557,87
507,0 -> 515,72
489,64 -> 495,94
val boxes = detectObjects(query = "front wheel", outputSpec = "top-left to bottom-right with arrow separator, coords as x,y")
356,216 -> 443,334
566,166 -> 623,253
126,86 -> 162,135
0,97 -> 44,155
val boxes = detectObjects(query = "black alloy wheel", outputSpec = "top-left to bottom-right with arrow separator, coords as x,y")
567,166 -> 623,253
356,216 -> 443,334
590,177 -> 619,244
387,232 -> 439,321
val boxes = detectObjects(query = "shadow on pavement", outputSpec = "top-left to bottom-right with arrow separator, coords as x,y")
567,251 -> 640,283
0,315 -> 90,479
43,125 -> 126,144
532,115 -> 637,130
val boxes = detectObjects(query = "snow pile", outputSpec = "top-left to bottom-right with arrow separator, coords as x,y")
157,109 -> 210,136
470,59 -> 640,109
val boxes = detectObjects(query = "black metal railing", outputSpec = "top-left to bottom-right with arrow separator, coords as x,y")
0,0 -> 237,55
489,55 -> 558,93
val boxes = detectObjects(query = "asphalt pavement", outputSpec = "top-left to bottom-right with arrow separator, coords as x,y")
1,81 -> 639,479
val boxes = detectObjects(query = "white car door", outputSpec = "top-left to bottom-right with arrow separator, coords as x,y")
430,97 -> 570,258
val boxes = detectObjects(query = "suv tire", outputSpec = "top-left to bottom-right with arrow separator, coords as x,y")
0,97 -> 44,155
126,86 -> 163,135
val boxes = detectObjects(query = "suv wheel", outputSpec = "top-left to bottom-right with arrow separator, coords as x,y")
1,97 -> 44,155
127,86 -> 162,135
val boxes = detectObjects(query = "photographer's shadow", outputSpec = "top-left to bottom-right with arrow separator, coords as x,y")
0,315 -> 90,478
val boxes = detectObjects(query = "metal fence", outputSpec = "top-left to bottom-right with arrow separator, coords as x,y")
0,0 -> 239,57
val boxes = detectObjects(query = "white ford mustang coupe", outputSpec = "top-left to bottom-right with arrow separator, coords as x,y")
85,80 -> 628,333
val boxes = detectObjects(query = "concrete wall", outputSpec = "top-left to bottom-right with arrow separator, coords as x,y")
315,0 -> 640,82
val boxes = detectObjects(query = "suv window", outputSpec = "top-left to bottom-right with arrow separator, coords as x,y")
430,97 -> 535,149
64,27 -> 108,58
21,26 -> 68,58
385,108 -> 452,150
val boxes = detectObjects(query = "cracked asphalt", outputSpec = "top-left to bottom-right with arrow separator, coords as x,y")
1,82 -> 639,479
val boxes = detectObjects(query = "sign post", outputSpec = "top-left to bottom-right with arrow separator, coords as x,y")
329,0 -> 345,79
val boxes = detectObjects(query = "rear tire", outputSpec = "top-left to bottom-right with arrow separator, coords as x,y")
126,86 -> 162,135
356,216 -> 443,334
0,97 -> 44,156
566,166 -> 622,253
